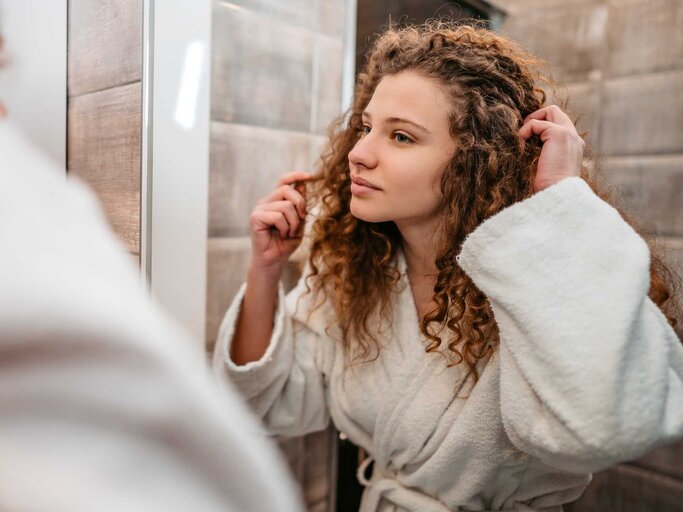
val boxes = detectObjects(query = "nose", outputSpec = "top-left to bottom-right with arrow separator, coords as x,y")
348,131 -> 378,171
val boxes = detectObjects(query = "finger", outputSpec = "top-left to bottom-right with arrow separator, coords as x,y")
255,200 -> 300,236
251,210 -> 290,239
523,105 -> 575,131
257,186 -> 307,217
518,119 -> 556,141
292,179 -> 308,201
277,171 -> 314,187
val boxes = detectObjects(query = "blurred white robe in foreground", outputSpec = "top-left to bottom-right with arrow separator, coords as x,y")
0,119 -> 304,512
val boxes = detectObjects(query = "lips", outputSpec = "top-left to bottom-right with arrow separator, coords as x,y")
350,175 -> 381,190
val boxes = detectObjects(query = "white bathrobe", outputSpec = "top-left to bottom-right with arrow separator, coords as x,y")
0,119 -> 304,512
213,177 -> 683,512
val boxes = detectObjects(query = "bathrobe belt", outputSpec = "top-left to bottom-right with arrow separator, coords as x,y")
357,456 -> 562,512
357,456 -> 453,512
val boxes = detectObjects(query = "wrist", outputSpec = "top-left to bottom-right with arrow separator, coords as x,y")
247,259 -> 284,283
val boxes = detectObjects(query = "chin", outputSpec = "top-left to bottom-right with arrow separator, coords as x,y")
349,199 -> 390,223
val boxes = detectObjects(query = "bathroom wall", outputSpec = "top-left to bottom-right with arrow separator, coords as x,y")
205,1 -> 354,510
496,0 -> 683,509
67,0 -> 143,264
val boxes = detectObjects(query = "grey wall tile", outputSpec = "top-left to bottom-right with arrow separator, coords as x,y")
68,0 -> 142,97
606,0 -> 683,78
600,156 -> 683,237
318,0 -> 347,38
565,82 -> 601,149
218,0 -> 317,28
498,0 -> 599,15
209,122 -> 322,237
309,134 -> 331,173
566,463 -> 683,512
68,82 -> 142,254
314,34 -> 344,134
544,81 -> 601,149
634,440 -> 683,481
215,0 -> 344,36
303,428 -> 333,504
205,235 -> 304,347
278,436 -> 306,482
656,236 -> 683,339
205,236 -> 251,349
308,500 -> 327,512
129,252 -> 140,268
211,4 -> 315,131
600,71 -> 683,156
500,2 -> 608,84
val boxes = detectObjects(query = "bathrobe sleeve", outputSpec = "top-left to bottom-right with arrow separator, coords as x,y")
456,176 -> 683,475
212,269 -> 332,438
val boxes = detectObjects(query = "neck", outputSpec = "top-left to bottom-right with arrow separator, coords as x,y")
395,215 -> 441,281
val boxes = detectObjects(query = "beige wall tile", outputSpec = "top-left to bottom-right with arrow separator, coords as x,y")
209,122 -> 323,237
605,0 -> 683,78
211,4 -> 315,131
68,82 -> 142,254
600,70 -> 683,156
68,0 -> 142,97
600,156 -> 683,237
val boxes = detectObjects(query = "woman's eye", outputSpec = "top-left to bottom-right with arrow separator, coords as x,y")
394,132 -> 413,144
361,125 -> 371,135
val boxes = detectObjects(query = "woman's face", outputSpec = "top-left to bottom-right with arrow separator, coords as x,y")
347,70 -> 457,226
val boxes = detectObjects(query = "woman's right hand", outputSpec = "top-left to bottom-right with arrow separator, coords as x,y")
249,171 -> 312,271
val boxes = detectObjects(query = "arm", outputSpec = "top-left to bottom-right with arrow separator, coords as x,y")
230,262 -> 281,365
457,177 -> 683,474
213,265 -> 332,438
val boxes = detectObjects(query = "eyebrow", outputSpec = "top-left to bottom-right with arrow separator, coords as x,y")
361,111 -> 431,135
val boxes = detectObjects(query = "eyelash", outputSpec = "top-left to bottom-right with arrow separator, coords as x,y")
361,124 -> 414,145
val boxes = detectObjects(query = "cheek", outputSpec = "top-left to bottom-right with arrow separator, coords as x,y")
391,161 -> 443,204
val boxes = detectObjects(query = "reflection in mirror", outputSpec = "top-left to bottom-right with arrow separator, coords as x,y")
208,1 -> 683,512
206,1 -> 355,510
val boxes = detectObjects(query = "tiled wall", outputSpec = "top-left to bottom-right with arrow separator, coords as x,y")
206,1 -> 349,510
498,0 -> 683,509
67,0 -> 142,263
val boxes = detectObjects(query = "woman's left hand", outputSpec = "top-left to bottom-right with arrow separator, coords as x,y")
519,104 -> 585,192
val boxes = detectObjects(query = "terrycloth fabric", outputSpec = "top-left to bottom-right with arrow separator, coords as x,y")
213,177 -> 683,512
0,120 -> 304,512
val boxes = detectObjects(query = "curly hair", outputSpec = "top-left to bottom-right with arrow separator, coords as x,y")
301,19 -> 681,383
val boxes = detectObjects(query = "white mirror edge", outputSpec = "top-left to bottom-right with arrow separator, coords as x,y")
141,0 -> 212,347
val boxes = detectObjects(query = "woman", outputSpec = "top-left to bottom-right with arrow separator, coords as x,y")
213,21 -> 683,512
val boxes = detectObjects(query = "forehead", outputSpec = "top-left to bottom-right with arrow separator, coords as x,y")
365,71 -> 451,128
